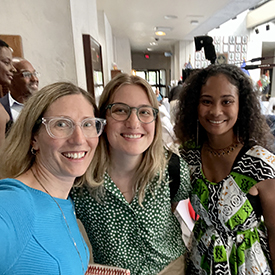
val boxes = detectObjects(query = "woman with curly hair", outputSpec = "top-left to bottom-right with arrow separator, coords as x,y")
174,64 -> 275,274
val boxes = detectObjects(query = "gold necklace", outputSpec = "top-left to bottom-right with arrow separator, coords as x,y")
31,168 -> 88,273
205,141 -> 239,157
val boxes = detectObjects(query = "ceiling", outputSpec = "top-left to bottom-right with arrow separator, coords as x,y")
97,0 -> 263,53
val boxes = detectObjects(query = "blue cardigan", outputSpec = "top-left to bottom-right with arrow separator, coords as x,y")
0,179 -> 89,275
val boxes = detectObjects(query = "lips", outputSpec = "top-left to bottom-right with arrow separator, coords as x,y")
62,152 -> 86,159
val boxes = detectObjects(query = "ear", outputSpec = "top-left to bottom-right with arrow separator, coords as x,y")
31,135 -> 39,151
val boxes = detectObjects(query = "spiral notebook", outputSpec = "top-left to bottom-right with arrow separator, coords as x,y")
85,264 -> 130,275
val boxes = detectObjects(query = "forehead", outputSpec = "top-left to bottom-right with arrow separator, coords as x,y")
0,47 -> 12,59
113,84 -> 150,102
44,94 -> 94,117
201,74 -> 238,96
13,60 -> 34,72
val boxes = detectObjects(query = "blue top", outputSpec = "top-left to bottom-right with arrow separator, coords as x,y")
0,178 -> 89,275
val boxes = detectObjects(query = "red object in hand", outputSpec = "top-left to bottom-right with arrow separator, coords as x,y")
188,200 -> 199,221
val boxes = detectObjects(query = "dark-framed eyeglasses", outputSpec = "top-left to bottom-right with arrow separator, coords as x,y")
19,71 -> 40,79
106,102 -> 158,124
41,117 -> 106,139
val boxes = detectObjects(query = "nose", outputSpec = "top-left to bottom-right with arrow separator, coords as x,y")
10,64 -> 16,73
125,109 -> 140,128
31,74 -> 38,81
68,125 -> 86,144
210,103 -> 222,116
30,73 -> 38,82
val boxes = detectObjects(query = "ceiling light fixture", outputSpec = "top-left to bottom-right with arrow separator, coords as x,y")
164,15 -> 177,20
154,26 -> 172,36
190,20 -> 199,25
155,31 -> 166,36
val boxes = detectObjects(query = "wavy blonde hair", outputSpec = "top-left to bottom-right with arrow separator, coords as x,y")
85,73 -> 167,205
0,82 -> 99,187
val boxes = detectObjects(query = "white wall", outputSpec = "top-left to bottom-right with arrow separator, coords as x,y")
113,36 -> 132,74
208,10 -> 261,84
172,42 -> 180,82
0,0 -> 124,92
0,0 -> 77,88
70,0 -> 99,90
97,11 -> 114,85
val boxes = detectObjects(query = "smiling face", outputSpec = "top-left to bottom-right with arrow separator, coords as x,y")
11,59 -> 39,103
0,47 -> 14,85
198,74 -> 239,140
105,84 -> 155,159
32,94 -> 98,180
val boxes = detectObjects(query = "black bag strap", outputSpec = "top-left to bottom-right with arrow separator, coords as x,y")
168,153 -> 180,200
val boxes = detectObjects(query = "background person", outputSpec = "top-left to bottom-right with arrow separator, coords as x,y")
0,39 -> 15,88
0,39 -> 14,146
0,104 -> 9,147
174,64 -> 275,274
0,57 -> 39,134
0,82 -> 106,274
169,80 -> 183,126
71,73 -> 191,275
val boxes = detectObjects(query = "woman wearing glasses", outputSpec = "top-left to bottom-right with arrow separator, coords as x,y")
0,82 -> 106,274
71,74 -> 191,275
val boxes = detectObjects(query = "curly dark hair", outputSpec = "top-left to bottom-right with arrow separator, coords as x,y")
174,64 -> 274,151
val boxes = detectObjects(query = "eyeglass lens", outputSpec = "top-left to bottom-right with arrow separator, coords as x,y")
44,117 -> 105,138
110,103 -> 156,123
22,71 -> 39,78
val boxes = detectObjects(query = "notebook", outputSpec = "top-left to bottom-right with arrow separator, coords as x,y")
85,264 -> 130,275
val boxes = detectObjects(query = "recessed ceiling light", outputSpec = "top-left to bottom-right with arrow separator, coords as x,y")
154,27 -> 172,36
190,20 -> 199,25
164,15 -> 177,20
155,31 -> 166,36
147,48 -> 153,51
150,42 -> 157,46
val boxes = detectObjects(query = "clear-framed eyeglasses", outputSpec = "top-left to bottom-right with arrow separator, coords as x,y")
106,102 -> 158,124
20,70 -> 40,79
41,117 -> 106,139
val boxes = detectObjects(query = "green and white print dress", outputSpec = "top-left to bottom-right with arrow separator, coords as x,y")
183,144 -> 274,275
71,156 -> 191,275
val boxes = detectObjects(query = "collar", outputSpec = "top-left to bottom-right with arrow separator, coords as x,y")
8,92 -> 24,108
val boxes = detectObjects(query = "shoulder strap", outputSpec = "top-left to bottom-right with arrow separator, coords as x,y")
168,153 -> 180,200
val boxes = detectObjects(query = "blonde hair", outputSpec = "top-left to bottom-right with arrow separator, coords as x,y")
86,73 -> 167,205
0,82 -> 99,187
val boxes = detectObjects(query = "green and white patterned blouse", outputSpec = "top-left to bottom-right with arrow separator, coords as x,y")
71,156 -> 191,275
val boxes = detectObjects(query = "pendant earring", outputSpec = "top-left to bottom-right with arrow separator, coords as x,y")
196,119 -> 199,146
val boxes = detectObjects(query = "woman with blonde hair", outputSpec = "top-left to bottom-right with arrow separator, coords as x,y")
0,82 -> 106,274
71,73 -> 191,275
